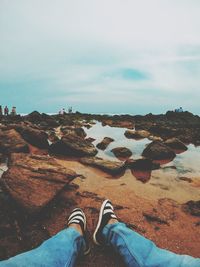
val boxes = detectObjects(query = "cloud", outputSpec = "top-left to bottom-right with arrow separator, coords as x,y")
0,0 -> 200,114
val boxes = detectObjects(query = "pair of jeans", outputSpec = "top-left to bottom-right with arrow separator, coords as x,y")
0,222 -> 199,267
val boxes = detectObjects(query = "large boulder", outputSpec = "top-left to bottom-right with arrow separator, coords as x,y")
124,130 -> 150,139
1,153 -> 78,213
96,137 -> 114,150
111,147 -> 132,159
49,134 -> 98,157
61,126 -> 87,139
164,138 -> 187,151
17,126 -> 49,149
80,157 -> 125,175
142,141 -> 176,160
26,111 -> 42,123
0,129 -> 29,154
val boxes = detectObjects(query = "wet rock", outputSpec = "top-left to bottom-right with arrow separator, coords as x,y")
142,141 -> 176,160
86,137 -> 96,143
149,125 -> 174,138
126,158 -> 160,170
47,130 -> 60,143
183,200 -> 200,217
102,119 -> 134,129
124,130 -> 150,139
148,135 -> 163,142
49,134 -> 98,157
17,126 -> 49,149
61,126 -> 87,139
80,157 -> 125,175
111,147 -> 132,159
0,129 -> 29,154
96,137 -> 114,150
164,138 -> 188,151
1,153 -> 78,213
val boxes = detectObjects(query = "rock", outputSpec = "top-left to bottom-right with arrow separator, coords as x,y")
49,134 -> 98,157
1,153 -> 78,213
96,137 -> 114,150
61,126 -> 87,139
148,135 -> 163,142
47,130 -> 60,143
111,147 -> 132,159
142,141 -> 176,160
80,157 -> 125,175
0,129 -> 29,154
126,158 -> 160,170
183,200 -> 200,217
102,119 -> 134,129
26,111 -> 42,123
164,138 -> 187,151
149,125 -> 173,138
124,130 -> 150,139
86,137 -> 96,143
17,126 -> 49,149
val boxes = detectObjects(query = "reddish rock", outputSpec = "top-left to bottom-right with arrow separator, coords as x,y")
142,141 -> 176,160
16,126 -> 49,149
102,119 -> 134,129
164,138 -> 187,151
49,134 -> 98,157
61,126 -> 87,139
0,129 -> 29,154
80,157 -> 125,175
96,137 -> 114,150
124,130 -> 150,139
111,147 -> 132,159
1,153 -> 78,213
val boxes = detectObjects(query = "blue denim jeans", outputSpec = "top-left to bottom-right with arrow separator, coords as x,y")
0,228 -> 85,267
0,222 -> 199,267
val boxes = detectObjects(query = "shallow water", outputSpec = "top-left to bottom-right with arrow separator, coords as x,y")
84,121 -> 150,160
83,121 -> 200,202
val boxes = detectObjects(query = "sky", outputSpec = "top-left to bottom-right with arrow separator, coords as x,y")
0,0 -> 200,115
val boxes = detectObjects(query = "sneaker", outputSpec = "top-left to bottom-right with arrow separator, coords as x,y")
93,199 -> 118,245
67,208 -> 90,255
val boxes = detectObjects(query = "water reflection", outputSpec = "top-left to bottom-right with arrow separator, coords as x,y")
84,122 -> 200,183
84,121 -> 151,161
131,169 -> 152,183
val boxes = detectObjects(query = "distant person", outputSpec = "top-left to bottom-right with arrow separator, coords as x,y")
0,105 -> 2,116
68,106 -> 72,113
0,199 -> 199,267
4,106 -> 9,116
11,106 -> 16,116
179,107 -> 183,112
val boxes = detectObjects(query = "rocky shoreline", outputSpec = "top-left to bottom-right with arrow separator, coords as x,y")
0,111 -> 200,265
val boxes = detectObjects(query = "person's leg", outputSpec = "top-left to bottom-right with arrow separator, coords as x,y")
0,228 -> 84,267
0,208 -> 89,267
103,222 -> 200,267
93,199 -> 200,267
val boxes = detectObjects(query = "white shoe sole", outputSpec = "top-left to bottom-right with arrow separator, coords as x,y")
93,199 -> 110,245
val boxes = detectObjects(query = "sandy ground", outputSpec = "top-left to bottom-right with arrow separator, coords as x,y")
1,145 -> 199,266
49,158 -> 200,264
